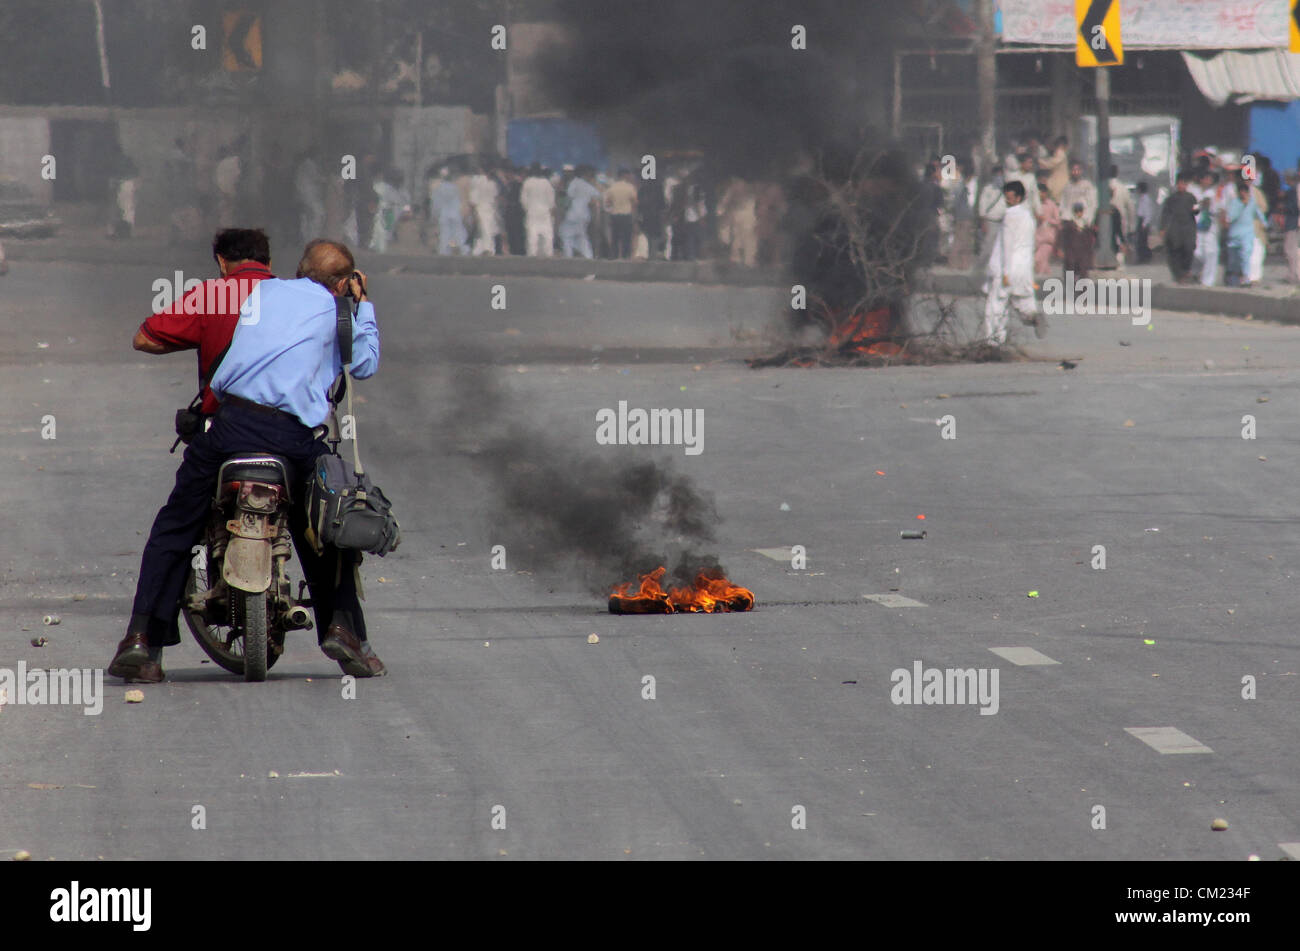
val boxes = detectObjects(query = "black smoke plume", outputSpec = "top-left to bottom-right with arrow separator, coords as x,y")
537,0 -> 912,176
436,364 -> 727,593
537,1 -> 928,345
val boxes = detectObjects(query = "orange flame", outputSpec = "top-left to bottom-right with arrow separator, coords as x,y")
609,566 -> 755,614
827,307 -> 903,356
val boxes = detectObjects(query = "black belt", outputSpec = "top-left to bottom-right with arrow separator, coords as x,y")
221,394 -> 304,426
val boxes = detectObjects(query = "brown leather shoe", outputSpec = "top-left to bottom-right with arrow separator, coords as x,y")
359,640 -> 387,677
123,661 -> 165,684
320,623 -> 373,678
107,632 -> 149,679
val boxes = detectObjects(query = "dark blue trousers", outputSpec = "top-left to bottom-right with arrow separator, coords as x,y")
130,402 -> 367,648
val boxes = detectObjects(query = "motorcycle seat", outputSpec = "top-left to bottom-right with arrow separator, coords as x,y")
219,454 -> 292,487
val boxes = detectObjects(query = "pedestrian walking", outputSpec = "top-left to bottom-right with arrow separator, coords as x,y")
604,167 -> 639,259
1159,174 -> 1198,283
1225,179 -> 1266,288
1060,162 -> 1098,226
1192,169 -> 1227,286
521,164 -> 556,257
1282,171 -> 1300,284
1248,179 -> 1269,284
560,165 -> 602,259
469,165 -> 500,256
980,180 -> 1042,345
1039,136 -> 1070,201
1134,181 -> 1155,264
430,168 -> 468,255
1056,203 -> 1096,280
1034,183 -> 1060,276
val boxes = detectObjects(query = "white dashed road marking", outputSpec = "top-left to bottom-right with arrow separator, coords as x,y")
862,593 -> 927,608
751,547 -> 795,561
988,646 -> 1060,666
1279,843 -> 1300,859
1124,727 -> 1213,754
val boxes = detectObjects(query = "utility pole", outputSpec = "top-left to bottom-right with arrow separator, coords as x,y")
974,0 -> 997,178
497,0 -> 513,157
1094,67 -> 1115,267
91,0 -> 120,231
409,28 -> 423,217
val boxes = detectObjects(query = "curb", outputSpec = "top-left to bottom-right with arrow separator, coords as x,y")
7,238 -> 1298,320
919,271 -> 1300,325
4,237 -> 787,289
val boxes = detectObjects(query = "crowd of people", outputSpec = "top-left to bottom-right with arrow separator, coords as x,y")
133,132 -> 1300,296
315,158 -> 794,265
919,133 -> 1300,292
925,133 -> 1300,345
121,138 -> 799,268
921,135 -> 1147,281
1156,152 -> 1299,289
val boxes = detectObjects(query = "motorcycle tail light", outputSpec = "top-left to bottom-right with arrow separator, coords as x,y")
239,482 -> 282,511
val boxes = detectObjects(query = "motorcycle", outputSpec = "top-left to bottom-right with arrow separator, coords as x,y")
181,453 -> 314,681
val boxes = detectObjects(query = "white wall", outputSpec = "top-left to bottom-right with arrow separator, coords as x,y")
0,117 -> 53,202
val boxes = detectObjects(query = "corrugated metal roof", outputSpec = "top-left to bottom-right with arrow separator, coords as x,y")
1182,51 -> 1300,107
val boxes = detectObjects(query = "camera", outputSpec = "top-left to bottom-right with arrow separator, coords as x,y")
347,270 -> 366,300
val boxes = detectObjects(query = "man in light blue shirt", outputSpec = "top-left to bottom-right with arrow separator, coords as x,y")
560,165 -> 602,259
211,269 -> 379,427
109,239 -> 388,683
1224,179 -> 1266,288
429,167 -> 468,255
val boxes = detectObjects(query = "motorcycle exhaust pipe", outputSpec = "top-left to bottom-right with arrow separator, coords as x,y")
285,605 -> 313,630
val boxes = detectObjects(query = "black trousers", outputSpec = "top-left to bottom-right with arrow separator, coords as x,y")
609,214 -> 634,258
1135,222 -> 1152,263
1166,240 -> 1194,281
130,402 -> 367,648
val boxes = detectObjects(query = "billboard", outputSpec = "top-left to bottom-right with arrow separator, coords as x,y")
1000,0 -> 1289,50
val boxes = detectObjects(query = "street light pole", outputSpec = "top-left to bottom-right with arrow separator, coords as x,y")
1095,66 -> 1116,267
974,0 -> 997,177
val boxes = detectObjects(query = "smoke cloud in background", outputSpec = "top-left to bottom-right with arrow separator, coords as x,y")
539,0 -> 912,176
432,362 -> 729,594
540,0 -> 926,336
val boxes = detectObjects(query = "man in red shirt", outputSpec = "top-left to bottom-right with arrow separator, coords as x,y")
113,228 -> 273,682
133,228 -> 273,416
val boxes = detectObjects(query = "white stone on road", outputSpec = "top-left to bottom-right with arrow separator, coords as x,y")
988,646 -> 1060,666
1124,727 -> 1213,754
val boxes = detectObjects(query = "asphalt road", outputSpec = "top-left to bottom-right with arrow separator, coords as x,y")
2,259 -> 1299,860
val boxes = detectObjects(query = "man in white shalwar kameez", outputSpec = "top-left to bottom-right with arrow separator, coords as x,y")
469,168 -> 500,256
520,164 -> 556,257
980,180 -> 1043,345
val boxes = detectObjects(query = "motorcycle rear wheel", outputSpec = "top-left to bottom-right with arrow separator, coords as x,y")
183,563 -> 281,677
235,590 -> 269,682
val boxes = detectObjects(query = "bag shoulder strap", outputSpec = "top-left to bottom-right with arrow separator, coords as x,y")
332,296 -> 365,479
185,339 -> 233,412
336,294 -> 353,365
205,340 -> 233,389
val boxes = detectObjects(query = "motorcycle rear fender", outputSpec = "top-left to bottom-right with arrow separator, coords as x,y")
223,535 -> 273,593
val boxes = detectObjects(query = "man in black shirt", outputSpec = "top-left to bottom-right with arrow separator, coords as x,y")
1160,173 -> 1199,284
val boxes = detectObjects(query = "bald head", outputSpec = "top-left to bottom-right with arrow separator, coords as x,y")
295,239 -> 355,293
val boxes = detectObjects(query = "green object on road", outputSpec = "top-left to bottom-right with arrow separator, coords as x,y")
1027,590 -> 1039,598
1143,639 -> 1155,645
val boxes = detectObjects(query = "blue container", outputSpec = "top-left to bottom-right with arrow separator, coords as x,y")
507,118 -> 608,172
1248,101 -> 1300,173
